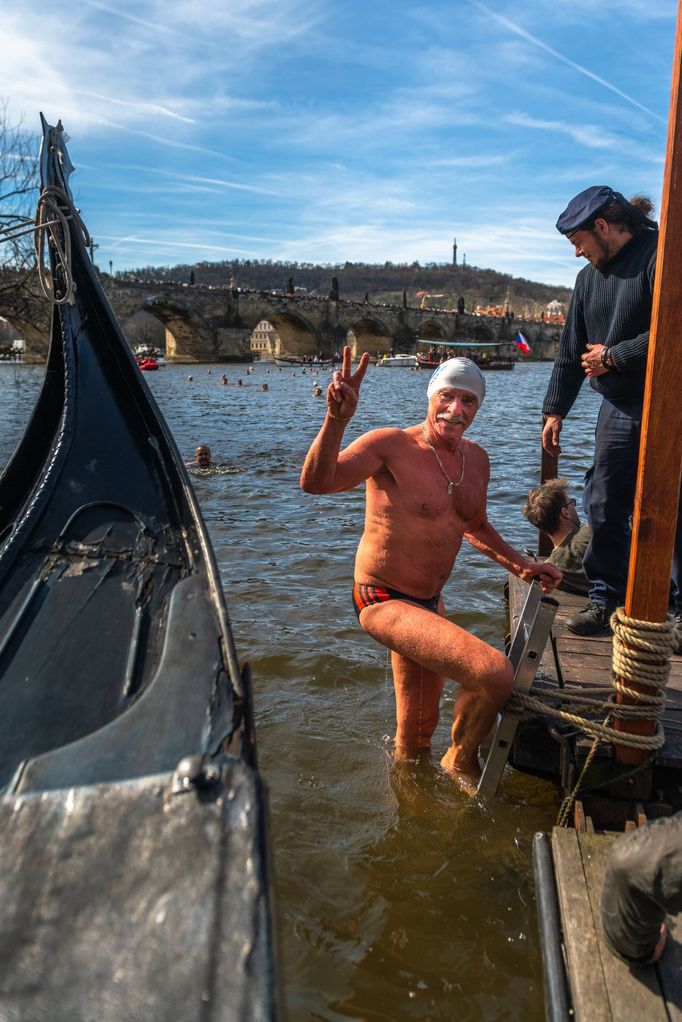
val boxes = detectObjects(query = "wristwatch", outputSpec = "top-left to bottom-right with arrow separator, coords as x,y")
600,347 -> 614,369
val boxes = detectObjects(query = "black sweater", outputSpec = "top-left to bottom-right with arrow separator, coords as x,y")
542,230 -> 658,418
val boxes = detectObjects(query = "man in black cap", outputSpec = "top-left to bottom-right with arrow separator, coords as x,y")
541,186 -> 682,643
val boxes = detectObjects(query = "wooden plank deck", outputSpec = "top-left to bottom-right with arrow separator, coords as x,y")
549,828 -> 682,1022
507,576 -> 682,774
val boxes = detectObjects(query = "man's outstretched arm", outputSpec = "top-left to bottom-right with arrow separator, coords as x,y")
300,347 -> 374,493
465,517 -> 562,592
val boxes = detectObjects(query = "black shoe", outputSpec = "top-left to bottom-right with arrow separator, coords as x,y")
672,613 -> 682,656
567,601 -> 614,636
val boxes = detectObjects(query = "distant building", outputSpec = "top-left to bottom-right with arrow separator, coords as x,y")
250,319 -> 278,358
545,299 -> 566,324
0,316 -> 22,345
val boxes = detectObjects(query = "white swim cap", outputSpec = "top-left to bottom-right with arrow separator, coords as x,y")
426,357 -> 485,405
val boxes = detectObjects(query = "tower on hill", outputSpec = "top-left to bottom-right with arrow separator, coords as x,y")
452,237 -> 458,267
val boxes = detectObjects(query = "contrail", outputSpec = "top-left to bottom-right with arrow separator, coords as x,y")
471,1 -> 665,123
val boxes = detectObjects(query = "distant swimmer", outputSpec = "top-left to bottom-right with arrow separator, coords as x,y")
301,347 -> 561,790
262,383 -> 269,391
221,373 -> 228,385
187,375 -> 193,382
186,444 -> 212,468
185,444 -> 245,476
313,385 -> 323,397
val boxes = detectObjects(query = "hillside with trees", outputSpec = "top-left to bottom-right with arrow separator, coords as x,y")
120,258 -> 572,318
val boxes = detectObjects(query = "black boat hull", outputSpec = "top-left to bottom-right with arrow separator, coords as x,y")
0,118 -> 279,1019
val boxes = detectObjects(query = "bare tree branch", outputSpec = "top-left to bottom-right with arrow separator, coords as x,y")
0,99 -> 46,337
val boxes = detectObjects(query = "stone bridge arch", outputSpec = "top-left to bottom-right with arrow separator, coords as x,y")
345,316 -> 392,358
415,320 -> 447,342
120,309 -> 165,350
470,321 -> 496,341
140,296 -> 224,362
248,310 -> 318,357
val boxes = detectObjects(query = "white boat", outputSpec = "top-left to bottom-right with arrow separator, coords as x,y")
376,354 -> 417,368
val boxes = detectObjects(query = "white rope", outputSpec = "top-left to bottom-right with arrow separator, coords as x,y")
507,690 -> 664,749
34,186 -> 90,305
506,609 -> 674,751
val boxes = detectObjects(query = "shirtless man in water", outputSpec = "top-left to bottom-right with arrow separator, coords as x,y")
300,347 -> 561,785
187,444 -> 212,468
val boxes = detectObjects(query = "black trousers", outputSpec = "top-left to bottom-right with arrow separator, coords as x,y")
601,812 -> 682,963
582,398 -> 682,611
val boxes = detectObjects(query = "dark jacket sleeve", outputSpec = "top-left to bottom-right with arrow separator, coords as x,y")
601,812 -> 682,964
542,280 -> 587,418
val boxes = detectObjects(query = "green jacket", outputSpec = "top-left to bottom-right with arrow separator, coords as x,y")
548,524 -> 591,595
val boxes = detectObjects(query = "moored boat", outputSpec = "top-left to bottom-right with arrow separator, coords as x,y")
0,117 -> 279,1020
133,343 -> 165,365
376,353 -> 417,367
136,356 -> 160,371
416,341 -> 515,370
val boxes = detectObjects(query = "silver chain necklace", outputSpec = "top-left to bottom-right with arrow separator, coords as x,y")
422,424 -> 465,493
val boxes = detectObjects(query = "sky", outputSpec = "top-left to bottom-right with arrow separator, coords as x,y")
1,0 -> 677,287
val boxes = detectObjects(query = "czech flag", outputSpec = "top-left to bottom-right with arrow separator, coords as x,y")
515,332 -> 531,355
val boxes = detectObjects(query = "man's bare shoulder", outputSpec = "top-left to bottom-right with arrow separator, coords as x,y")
462,436 -> 489,460
461,437 -> 491,482
350,425 -> 416,450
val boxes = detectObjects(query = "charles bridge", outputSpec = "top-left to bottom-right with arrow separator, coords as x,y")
5,279 -> 563,362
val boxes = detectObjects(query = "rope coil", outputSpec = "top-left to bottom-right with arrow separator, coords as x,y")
506,608 -> 674,752
34,186 -> 90,306
611,606 -> 674,696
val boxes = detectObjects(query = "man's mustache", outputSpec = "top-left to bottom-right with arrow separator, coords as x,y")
436,413 -> 466,425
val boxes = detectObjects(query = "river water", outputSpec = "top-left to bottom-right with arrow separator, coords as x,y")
1,359 -> 601,1021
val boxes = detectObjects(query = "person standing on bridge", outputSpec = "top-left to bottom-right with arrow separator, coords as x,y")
541,186 -> 682,649
301,347 -> 561,788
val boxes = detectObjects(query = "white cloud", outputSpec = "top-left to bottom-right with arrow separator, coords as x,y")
2,0 -> 672,286
505,112 -> 664,164
470,1 -> 665,122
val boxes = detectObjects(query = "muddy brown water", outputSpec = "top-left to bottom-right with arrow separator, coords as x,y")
1,359 -> 600,1021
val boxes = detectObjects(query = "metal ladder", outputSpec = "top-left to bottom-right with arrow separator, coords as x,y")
477,583 -> 559,798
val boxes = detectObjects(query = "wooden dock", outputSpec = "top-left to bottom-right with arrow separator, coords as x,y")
507,576 -> 682,822
507,579 -> 682,1019
534,828 -> 682,1022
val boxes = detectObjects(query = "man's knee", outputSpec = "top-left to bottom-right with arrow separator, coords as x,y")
487,654 -> 514,703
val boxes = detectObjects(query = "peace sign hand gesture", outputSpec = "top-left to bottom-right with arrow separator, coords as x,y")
327,345 -> 370,422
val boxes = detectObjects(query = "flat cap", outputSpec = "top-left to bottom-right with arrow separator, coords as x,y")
556,185 -> 616,235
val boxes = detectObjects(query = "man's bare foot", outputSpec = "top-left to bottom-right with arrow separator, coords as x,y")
388,747 -> 438,816
440,747 -> 481,795
393,743 -> 431,765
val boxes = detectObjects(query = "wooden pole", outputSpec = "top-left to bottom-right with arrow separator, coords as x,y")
615,0 -> 682,763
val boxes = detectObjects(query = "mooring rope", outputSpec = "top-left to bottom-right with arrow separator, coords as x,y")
504,607 -> 675,825
34,186 -> 90,305
507,608 -> 674,751
611,607 -> 674,693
